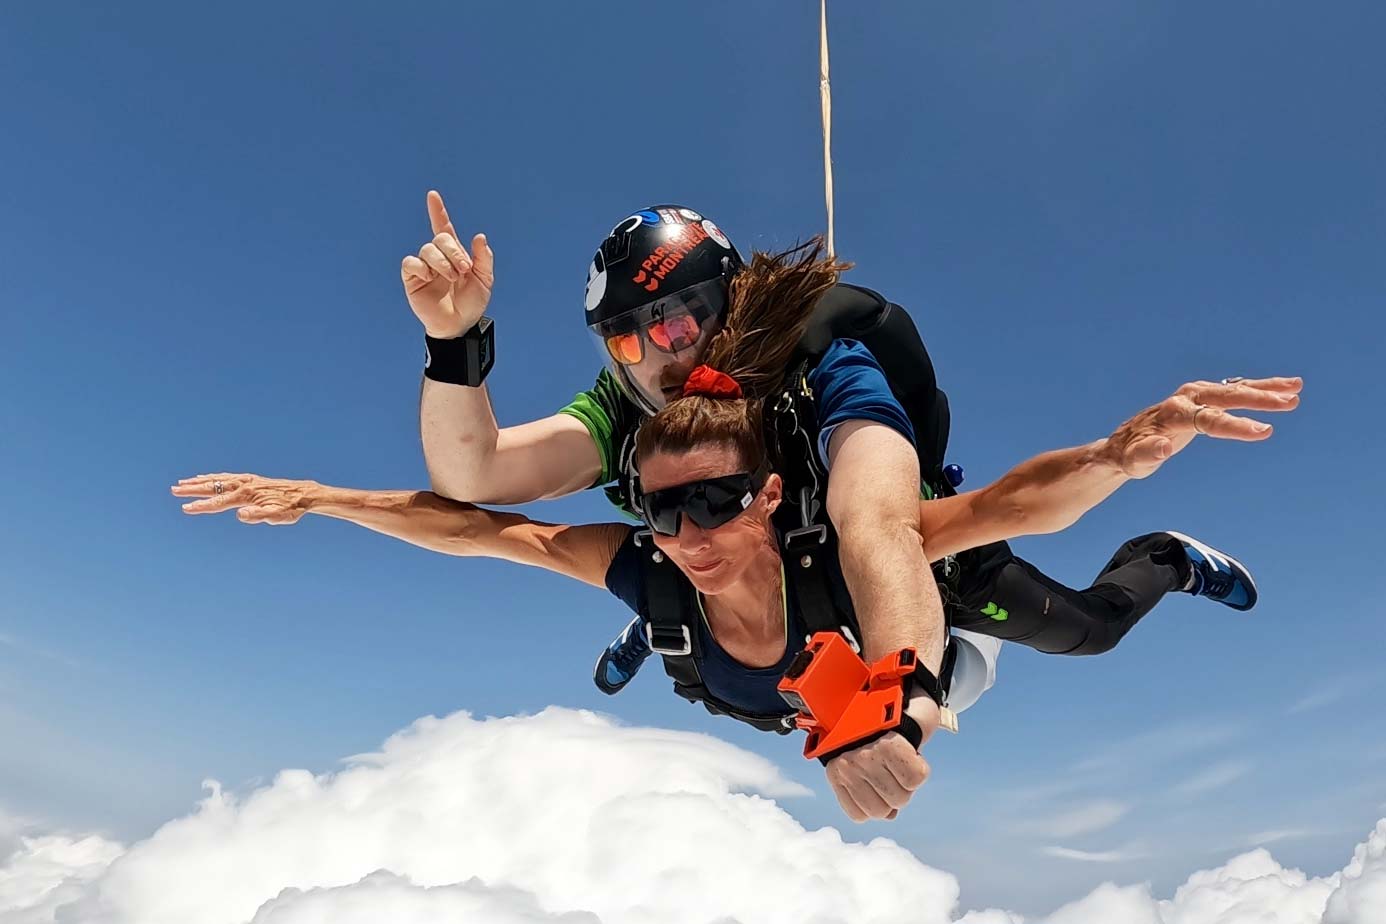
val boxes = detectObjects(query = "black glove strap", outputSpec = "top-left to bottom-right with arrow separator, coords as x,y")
816,713 -> 924,766
814,652 -> 942,767
424,318 -> 495,387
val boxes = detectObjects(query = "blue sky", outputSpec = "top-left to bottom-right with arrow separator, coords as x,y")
1,1 -> 1383,915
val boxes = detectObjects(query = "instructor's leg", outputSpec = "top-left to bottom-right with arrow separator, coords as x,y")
948,534 -> 1191,655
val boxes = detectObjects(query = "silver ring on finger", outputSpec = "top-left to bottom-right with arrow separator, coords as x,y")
1192,406 -> 1210,434
1220,376 -> 1245,385
213,481 -> 225,495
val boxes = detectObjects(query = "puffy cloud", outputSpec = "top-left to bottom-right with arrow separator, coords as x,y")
247,871 -> 603,924
1324,820 -> 1386,924
0,708 -> 955,924
1157,848 -> 1338,924
0,708 -> 1382,924
0,832 -> 123,924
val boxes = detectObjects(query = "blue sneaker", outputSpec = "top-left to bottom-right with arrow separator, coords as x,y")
593,617 -> 652,695
1165,531 -> 1259,611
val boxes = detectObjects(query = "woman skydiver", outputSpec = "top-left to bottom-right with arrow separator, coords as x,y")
400,193 -> 1301,699
173,241 -> 1299,823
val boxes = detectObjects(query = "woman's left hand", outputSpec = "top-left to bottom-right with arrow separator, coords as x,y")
1101,375 -> 1302,479
171,473 -> 317,525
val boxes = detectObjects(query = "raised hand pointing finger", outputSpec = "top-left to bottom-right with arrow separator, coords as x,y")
403,190 -> 496,339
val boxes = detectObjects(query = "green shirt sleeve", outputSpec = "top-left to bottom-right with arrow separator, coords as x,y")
557,367 -> 639,487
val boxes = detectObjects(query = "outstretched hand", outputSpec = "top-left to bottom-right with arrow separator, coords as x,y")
401,190 -> 496,339
1103,376 -> 1302,478
171,473 -> 316,525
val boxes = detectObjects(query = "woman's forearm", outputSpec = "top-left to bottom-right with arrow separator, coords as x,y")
308,484 -> 485,555
976,439 -> 1130,538
918,440 -> 1130,562
306,483 -> 627,586
175,473 -> 626,587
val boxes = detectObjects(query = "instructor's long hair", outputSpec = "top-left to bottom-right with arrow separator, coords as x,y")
637,237 -> 852,470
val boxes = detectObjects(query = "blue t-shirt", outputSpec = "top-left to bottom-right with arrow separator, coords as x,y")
807,338 -> 916,466
603,338 -> 915,716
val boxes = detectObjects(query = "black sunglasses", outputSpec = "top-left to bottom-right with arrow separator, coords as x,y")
639,467 -> 768,537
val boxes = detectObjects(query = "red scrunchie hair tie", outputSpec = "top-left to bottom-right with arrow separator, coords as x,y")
682,365 -> 743,399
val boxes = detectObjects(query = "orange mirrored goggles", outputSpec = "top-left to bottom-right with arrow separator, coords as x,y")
603,312 -> 704,366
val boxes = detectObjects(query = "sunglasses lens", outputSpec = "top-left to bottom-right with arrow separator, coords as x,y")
687,477 -> 754,529
643,475 -> 756,536
644,494 -> 681,536
605,332 -> 643,365
647,313 -> 702,354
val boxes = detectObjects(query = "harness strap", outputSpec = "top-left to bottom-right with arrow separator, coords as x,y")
636,529 -> 699,661
636,530 -> 797,735
781,521 -> 861,653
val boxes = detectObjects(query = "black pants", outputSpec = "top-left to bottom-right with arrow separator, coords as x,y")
943,533 -> 1191,655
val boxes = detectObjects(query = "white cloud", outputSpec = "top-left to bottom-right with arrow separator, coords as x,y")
1016,800 -> 1131,838
247,871 -> 604,923
0,708 -> 956,924
1040,844 -> 1148,864
0,832 -> 123,924
1030,832 -> 1385,923
1325,821 -> 1386,924
1243,829 -> 1318,848
0,708 -> 1382,924
1170,760 -> 1255,798
0,808 -> 39,861
1158,847 -> 1339,924
1288,675 -> 1378,717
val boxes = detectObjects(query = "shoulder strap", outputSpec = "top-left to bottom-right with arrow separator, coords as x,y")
612,429 -> 642,518
779,517 -> 862,654
767,359 -> 827,526
633,529 -> 796,735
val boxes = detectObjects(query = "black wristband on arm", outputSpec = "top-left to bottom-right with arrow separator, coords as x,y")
423,318 -> 495,387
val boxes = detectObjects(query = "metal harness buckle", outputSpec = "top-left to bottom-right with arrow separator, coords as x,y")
646,621 -> 693,657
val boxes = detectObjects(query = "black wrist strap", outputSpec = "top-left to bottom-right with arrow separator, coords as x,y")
904,657 -> 946,709
424,318 -> 495,387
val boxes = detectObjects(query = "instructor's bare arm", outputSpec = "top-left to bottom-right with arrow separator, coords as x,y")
404,190 -> 602,503
172,474 -> 628,589
420,397 -> 602,504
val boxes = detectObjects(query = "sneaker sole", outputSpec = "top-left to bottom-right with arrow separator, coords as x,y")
1163,530 -> 1258,611
592,653 -> 629,696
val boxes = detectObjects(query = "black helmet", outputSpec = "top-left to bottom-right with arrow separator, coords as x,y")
584,206 -> 745,415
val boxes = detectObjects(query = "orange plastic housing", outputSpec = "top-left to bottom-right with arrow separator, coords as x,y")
777,631 -> 917,760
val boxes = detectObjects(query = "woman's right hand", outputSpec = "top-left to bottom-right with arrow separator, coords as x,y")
401,190 -> 496,339
171,473 -> 318,525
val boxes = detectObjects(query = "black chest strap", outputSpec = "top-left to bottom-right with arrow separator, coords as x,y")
634,530 -> 797,735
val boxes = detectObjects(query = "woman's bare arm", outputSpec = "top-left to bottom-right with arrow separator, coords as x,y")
917,375 -> 1302,561
172,474 -> 629,589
